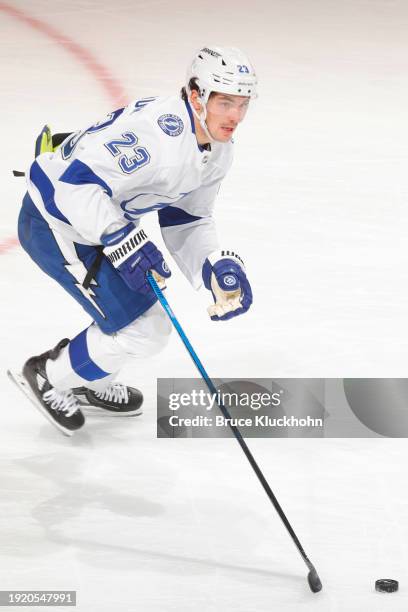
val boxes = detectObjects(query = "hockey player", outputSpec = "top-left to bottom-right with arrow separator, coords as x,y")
13,46 -> 257,435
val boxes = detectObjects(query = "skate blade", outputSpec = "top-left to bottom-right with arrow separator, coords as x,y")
7,369 -> 74,437
79,404 -> 143,417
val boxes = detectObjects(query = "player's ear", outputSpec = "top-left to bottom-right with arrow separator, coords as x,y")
190,89 -> 203,113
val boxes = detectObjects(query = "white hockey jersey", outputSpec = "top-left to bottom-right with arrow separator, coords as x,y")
27,96 -> 234,288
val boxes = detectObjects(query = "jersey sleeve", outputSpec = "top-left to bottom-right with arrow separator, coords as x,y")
158,180 -> 221,289
53,172 -> 127,244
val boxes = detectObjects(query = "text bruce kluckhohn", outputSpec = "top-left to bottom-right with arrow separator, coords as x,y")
166,390 -> 323,428
167,415 -> 323,428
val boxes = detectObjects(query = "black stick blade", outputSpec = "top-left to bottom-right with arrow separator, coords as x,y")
307,567 -> 322,593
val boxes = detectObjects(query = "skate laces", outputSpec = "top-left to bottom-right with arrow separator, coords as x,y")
43,388 -> 79,417
95,383 -> 129,404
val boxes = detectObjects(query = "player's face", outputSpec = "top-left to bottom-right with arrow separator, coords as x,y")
205,94 -> 250,142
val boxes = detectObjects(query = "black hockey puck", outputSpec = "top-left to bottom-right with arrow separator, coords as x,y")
375,579 -> 398,593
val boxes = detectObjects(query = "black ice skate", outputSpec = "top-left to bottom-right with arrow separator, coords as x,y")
7,339 -> 85,437
74,383 -> 143,416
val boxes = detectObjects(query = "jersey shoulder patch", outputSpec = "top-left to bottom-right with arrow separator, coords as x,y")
157,114 -> 184,137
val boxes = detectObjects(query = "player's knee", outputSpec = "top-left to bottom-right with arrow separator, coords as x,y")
114,302 -> 172,358
140,303 -> 172,355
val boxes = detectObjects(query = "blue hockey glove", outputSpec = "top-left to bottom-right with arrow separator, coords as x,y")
102,222 -> 171,294
202,250 -> 253,321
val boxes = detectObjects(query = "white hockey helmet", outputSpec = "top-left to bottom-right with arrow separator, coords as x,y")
186,46 -> 258,104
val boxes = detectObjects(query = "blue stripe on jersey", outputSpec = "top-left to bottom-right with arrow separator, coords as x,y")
68,328 -> 110,381
120,191 -> 192,218
30,161 -> 71,225
184,99 -> 195,134
60,159 -> 113,197
158,206 -> 203,227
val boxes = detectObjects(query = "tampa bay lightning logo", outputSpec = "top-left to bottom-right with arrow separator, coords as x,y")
158,114 -> 184,137
223,274 -> 238,288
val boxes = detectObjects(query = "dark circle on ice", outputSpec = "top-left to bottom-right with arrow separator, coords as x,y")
375,578 -> 398,593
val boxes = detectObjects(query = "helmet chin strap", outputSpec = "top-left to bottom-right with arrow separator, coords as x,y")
187,91 -> 216,143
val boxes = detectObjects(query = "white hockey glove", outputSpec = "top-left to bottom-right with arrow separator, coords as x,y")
202,250 -> 253,321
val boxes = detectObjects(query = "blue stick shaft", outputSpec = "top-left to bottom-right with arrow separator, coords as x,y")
147,273 -> 217,394
147,272 -> 316,574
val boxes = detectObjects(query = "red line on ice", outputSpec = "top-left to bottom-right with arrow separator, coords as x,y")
0,2 -> 127,106
0,237 -> 20,254
0,1 -> 128,254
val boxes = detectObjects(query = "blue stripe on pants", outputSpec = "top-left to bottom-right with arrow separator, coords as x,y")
68,328 -> 109,381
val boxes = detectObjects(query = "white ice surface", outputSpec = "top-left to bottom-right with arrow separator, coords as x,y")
1,1 -> 408,610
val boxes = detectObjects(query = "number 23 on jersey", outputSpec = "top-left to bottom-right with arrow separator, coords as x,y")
104,132 -> 150,175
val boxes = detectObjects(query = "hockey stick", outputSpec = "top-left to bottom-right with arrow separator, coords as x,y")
147,272 -> 322,593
